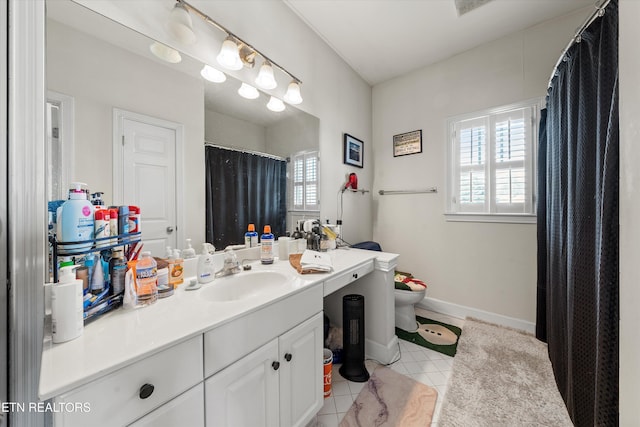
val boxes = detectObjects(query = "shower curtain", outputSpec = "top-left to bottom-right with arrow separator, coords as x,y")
205,145 -> 287,250
536,1 -> 618,425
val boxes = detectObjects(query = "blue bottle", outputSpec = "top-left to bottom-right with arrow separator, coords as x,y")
244,223 -> 258,248
260,225 -> 274,264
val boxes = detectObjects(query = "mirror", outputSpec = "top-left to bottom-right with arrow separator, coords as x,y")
45,0 -> 320,252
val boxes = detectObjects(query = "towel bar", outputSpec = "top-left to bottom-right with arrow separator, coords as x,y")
378,188 -> 437,195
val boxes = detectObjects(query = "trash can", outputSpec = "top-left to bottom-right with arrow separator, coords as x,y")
323,348 -> 333,398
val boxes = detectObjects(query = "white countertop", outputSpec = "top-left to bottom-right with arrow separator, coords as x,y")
39,247 -> 379,400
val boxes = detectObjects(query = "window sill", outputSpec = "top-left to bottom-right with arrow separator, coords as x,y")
444,213 -> 537,224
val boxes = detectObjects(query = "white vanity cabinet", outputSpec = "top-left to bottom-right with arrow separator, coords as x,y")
278,313 -> 324,427
52,335 -> 203,427
205,312 -> 324,427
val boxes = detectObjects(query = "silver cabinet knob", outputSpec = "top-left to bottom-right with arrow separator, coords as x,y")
166,226 -> 174,233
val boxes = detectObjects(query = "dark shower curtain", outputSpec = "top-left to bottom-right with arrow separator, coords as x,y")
536,1 -> 618,426
205,145 -> 287,250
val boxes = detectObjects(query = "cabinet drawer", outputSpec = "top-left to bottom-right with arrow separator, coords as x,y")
128,383 -> 204,427
54,335 -> 203,427
324,260 -> 374,296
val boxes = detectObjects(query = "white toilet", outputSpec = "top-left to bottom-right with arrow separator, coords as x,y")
394,287 -> 426,332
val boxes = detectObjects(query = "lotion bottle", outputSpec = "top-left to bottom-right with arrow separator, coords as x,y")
260,225 -> 274,264
197,243 -> 216,284
51,265 -> 84,343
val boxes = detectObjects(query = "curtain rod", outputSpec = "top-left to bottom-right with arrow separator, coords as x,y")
547,0 -> 611,89
204,142 -> 286,162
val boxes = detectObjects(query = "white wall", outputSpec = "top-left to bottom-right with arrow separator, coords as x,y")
204,109 -> 266,152
371,9 -> 589,325
75,0 -> 374,245
266,114 -> 319,159
46,19 -> 205,248
619,0 -> 639,423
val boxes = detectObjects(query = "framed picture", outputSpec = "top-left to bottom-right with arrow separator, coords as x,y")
343,133 -> 364,168
393,130 -> 422,157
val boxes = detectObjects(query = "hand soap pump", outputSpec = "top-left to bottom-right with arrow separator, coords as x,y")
51,265 -> 84,343
197,243 -> 216,284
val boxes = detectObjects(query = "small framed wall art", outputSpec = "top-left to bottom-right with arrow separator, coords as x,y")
393,129 -> 422,157
343,133 -> 364,168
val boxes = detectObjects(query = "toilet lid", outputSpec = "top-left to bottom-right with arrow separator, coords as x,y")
417,323 -> 458,346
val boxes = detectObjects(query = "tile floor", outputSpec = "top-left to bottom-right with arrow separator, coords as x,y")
310,309 -> 464,427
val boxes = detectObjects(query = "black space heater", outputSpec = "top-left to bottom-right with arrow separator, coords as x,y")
338,294 -> 369,382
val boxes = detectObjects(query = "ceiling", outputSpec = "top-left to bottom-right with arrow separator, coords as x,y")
284,0 -> 595,85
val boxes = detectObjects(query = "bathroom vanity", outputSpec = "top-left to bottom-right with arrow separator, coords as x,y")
39,247 -> 398,427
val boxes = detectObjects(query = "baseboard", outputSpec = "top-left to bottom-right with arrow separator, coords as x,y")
416,297 -> 535,334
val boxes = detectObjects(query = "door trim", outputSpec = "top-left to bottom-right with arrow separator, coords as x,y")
46,90 -> 75,200
8,0 -> 47,426
112,108 -> 184,249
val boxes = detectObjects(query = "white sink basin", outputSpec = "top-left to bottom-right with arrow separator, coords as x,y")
199,271 -> 291,302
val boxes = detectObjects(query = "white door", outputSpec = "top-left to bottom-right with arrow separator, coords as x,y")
205,339 -> 280,427
114,110 -> 183,257
279,313 -> 324,427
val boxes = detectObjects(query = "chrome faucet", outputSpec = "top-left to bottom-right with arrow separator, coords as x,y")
216,247 -> 241,277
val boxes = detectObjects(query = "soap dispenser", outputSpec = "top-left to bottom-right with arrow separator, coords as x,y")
51,265 -> 84,343
197,243 -> 216,284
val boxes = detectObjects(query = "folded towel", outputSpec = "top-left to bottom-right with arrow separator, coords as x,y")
289,250 -> 333,274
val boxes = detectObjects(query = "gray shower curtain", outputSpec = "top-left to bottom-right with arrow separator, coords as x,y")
205,145 -> 287,249
536,1 -> 618,425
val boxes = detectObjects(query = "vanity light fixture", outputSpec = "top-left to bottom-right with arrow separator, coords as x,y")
168,2 -> 197,45
149,41 -> 182,63
217,36 -> 243,71
267,96 -> 286,112
255,60 -> 277,90
177,0 -> 304,104
283,80 -> 303,105
238,83 -> 260,100
200,65 -> 226,83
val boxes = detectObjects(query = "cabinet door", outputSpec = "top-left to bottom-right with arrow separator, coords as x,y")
128,383 -> 204,427
279,312 -> 324,427
205,339 -> 279,427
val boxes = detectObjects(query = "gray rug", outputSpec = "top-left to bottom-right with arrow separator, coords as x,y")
438,318 -> 573,427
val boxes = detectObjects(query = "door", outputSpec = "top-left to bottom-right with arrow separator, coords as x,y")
279,313 -> 324,427
114,109 -> 183,256
205,339 -> 280,427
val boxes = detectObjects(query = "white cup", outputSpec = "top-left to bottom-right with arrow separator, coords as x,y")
278,237 -> 291,260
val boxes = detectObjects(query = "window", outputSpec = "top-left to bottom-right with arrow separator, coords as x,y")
447,100 -> 540,221
291,150 -> 319,211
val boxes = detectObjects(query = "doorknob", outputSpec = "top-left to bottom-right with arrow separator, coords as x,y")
166,226 -> 174,233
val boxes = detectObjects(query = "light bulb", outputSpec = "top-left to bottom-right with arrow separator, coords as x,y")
284,81 -> 303,105
267,96 -> 285,112
149,42 -> 182,63
216,37 -> 243,71
238,83 -> 260,100
255,61 -> 277,90
200,65 -> 226,83
168,3 -> 196,45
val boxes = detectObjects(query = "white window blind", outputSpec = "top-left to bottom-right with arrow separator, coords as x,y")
447,100 -> 539,220
292,150 -> 319,211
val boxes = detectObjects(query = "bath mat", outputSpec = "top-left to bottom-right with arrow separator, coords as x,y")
339,365 -> 437,427
438,318 -> 572,426
395,316 -> 461,357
